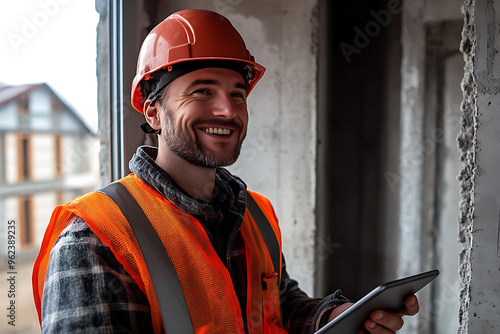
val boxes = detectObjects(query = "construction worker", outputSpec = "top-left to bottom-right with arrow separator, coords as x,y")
33,9 -> 419,334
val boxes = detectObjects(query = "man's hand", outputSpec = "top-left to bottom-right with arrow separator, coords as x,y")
327,295 -> 419,333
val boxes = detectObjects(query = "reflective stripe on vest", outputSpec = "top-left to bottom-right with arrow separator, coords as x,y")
99,182 -> 194,334
246,193 -> 281,285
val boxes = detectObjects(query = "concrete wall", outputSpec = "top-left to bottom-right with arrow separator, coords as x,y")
459,0 -> 500,331
228,2 -> 319,295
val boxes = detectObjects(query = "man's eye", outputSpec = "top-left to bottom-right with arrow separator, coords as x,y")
232,92 -> 246,99
194,89 -> 211,95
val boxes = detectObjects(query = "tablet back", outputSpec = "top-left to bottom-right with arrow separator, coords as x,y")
314,269 -> 439,334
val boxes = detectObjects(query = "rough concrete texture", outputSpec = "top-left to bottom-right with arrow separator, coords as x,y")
458,0 -> 475,332
459,0 -> 500,332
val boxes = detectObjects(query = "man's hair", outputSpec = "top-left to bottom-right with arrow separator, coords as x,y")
158,86 -> 170,111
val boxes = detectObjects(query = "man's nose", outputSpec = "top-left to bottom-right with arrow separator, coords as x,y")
212,94 -> 239,118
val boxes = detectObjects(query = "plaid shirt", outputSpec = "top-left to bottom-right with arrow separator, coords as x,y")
41,146 -> 349,333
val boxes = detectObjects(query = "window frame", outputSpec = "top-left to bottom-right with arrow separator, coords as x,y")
109,0 -> 125,181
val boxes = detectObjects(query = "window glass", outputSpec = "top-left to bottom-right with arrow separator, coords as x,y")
0,2 -> 100,332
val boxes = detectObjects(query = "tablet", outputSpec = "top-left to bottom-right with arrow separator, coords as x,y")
314,269 -> 439,334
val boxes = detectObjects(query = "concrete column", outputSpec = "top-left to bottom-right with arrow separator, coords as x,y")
96,0 -> 111,185
398,0 -> 426,332
276,0 -> 318,296
398,0 -> 425,277
459,0 -> 500,332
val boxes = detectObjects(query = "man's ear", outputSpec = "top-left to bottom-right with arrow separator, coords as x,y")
143,99 -> 162,131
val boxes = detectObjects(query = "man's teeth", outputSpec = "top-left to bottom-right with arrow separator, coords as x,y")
203,128 -> 232,135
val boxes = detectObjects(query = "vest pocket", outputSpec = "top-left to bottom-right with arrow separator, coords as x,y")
262,273 -> 286,333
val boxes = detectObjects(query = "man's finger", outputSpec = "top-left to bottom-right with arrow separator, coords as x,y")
397,295 -> 419,316
368,310 -> 404,332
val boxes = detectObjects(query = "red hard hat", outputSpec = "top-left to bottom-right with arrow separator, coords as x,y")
131,9 -> 266,113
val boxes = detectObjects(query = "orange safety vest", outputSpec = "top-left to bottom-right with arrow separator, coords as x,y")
33,174 -> 287,334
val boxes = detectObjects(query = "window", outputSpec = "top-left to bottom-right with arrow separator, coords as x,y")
20,196 -> 33,247
20,135 -> 31,181
0,2 -> 100,331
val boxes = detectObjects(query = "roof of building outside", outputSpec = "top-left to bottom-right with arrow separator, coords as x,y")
0,82 -> 95,135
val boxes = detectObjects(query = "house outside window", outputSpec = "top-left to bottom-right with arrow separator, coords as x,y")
0,2 -> 100,333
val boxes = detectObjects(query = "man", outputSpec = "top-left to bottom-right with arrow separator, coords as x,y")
33,9 -> 418,333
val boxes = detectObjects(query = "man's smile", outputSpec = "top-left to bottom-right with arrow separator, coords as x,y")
201,127 -> 234,136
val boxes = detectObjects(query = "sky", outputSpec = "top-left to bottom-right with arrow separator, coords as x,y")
0,1 -> 100,132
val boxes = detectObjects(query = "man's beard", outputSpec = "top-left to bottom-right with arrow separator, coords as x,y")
161,109 -> 246,168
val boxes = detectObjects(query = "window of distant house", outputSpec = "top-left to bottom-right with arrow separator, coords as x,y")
21,136 -> 31,181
